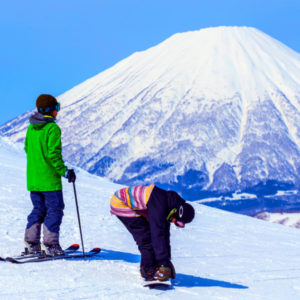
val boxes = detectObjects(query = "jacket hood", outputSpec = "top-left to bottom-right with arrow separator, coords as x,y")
167,191 -> 194,224
29,112 -> 55,127
167,190 -> 185,210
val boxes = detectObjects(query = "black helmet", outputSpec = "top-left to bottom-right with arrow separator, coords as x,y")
177,203 -> 195,224
167,202 -> 195,227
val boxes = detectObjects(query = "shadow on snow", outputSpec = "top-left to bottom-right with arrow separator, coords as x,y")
174,273 -> 248,289
95,248 -> 140,263
71,249 -> 248,289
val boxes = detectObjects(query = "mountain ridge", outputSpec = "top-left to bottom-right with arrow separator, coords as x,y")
1,26 -> 300,201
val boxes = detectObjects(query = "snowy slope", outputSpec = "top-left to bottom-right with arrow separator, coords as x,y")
1,26 -> 300,201
1,137 -> 300,300
254,211 -> 300,228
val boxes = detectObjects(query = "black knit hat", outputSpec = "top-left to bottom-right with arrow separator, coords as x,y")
36,94 -> 58,113
177,203 -> 195,224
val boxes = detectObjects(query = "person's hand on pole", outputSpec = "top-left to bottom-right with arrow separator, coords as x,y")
65,169 -> 76,183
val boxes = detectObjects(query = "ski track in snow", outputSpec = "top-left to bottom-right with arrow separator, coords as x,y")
1,137 -> 300,300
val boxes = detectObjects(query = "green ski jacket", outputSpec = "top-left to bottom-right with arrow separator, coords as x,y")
24,112 -> 67,191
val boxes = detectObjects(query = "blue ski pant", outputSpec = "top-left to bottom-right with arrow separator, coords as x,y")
25,191 -> 64,244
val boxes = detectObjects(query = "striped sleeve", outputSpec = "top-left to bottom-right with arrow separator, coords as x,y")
110,184 -> 155,217
110,191 -> 137,217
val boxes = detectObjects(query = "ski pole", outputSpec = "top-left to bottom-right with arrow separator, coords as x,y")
72,182 -> 86,257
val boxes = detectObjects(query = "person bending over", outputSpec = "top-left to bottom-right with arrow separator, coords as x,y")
110,184 -> 195,282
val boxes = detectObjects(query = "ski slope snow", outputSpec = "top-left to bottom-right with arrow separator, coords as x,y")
1,136 -> 300,300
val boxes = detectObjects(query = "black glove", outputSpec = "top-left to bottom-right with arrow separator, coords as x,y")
66,169 -> 76,183
155,261 -> 176,281
155,266 -> 172,281
169,261 -> 176,279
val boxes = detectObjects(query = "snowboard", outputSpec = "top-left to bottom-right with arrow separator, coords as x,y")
143,279 -> 172,288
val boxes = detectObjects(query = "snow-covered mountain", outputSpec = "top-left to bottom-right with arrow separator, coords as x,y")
1,26 -> 300,201
1,136 -> 300,300
254,211 -> 300,228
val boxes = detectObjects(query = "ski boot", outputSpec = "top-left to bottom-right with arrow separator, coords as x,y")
24,241 -> 41,255
41,243 -> 64,256
141,266 -> 157,282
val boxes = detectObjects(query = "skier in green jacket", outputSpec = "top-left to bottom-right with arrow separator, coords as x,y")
24,94 -> 76,256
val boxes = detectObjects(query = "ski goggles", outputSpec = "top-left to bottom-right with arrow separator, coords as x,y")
38,102 -> 61,113
166,207 -> 185,228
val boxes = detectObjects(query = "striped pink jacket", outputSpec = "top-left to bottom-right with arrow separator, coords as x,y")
110,184 -> 155,217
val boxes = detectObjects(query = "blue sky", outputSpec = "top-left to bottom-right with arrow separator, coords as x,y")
1,0 -> 299,125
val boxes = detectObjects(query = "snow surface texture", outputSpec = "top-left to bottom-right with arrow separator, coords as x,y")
1,26 -> 300,201
1,138 -> 300,300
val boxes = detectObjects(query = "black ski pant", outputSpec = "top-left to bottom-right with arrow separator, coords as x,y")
117,215 -> 157,277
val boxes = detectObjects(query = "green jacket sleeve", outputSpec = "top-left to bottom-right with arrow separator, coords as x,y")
47,124 -> 67,176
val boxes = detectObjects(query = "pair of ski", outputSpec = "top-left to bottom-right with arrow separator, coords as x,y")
0,244 -> 101,264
